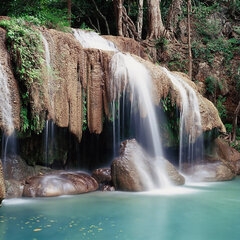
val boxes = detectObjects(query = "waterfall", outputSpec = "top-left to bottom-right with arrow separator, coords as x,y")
110,53 -> 171,188
162,68 -> 203,171
73,29 -> 118,51
0,62 -> 14,135
41,33 -> 55,166
73,29 -> 171,188
41,33 -> 54,110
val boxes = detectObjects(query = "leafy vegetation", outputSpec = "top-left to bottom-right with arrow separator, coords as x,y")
0,18 -> 45,134
161,96 -> 180,146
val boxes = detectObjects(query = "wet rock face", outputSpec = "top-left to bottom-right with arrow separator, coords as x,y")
187,162 -> 235,182
111,139 -> 184,191
92,168 -> 112,184
23,172 -> 99,197
5,179 -> 24,198
0,160 -> 5,204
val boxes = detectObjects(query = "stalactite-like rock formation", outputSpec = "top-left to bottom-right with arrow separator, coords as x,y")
0,25 -> 225,140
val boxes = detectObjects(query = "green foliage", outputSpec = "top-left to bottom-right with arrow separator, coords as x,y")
0,18 -> 45,134
155,37 -> 168,51
205,76 -> 217,95
161,96 -> 180,145
216,95 -> 227,121
192,38 -> 239,66
8,0 -> 70,31
82,90 -> 88,131
168,53 -> 188,74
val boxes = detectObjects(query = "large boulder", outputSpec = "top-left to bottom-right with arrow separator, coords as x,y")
205,138 -> 240,175
0,160 -> 5,205
23,171 -> 99,197
188,162 -> 235,182
111,139 -> 184,191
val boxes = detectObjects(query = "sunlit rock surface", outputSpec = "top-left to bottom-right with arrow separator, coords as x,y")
23,171 -> 98,197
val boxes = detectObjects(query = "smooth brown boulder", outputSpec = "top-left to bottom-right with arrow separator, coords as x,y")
188,162 -> 235,182
111,139 -> 184,191
92,168 -> 112,184
23,171 -> 98,197
0,160 -> 5,205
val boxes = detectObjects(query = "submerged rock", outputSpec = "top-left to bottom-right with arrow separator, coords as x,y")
23,171 -> 98,197
111,139 -> 184,191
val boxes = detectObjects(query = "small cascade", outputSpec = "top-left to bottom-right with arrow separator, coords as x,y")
1,132 -> 17,174
162,68 -> 204,171
110,53 -> 171,188
43,120 -> 55,166
41,33 -> 56,166
73,29 -> 171,189
0,62 -> 14,135
73,29 -> 118,51
41,33 -> 55,111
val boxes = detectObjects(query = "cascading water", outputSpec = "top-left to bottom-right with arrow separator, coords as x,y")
41,33 -> 55,165
0,63 -> 14,135
73,29 -> 171,188
0,62 -> 16,171
110,53 -> 171,188
73,29 -> 118,52
162,68 -> 203,171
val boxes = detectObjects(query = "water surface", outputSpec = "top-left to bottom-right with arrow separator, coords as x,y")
1,178 -> 240,240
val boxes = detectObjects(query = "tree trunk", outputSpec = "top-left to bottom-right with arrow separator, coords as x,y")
166,0 -> 183,34
232,101 -> 240,141
91,0 -> 110,34
146,0 -> 165,40
187,0 -> 192,79
113,0 -> 124,36
68,0 -> 71,26
136,0 -> 144,39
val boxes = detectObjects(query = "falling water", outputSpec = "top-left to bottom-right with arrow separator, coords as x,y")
0,63 -> 14,135
41,33 -> 55,166
110,53 -> 170,188
0,62 -> 17,173
73,29 -> 171,188
162,68 -> 203,171
73,29 -> 118,51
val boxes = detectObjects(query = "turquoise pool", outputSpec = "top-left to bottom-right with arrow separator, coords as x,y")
1,178 -> 240,240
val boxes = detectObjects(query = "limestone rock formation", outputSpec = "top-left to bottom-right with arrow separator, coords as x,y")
0,25 -> 225,141
23,171 -> 98,197
0,27 -> 20,135
111,139 -> 184,191
0,160 -> 5,204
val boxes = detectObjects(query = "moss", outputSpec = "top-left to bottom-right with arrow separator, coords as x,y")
0,18 -> 46,135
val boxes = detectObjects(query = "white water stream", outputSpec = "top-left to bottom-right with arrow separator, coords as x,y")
162,68 -> 203,171
73,29 -> 171,189
41,33 -> 55,166
0,62 -> 14,135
